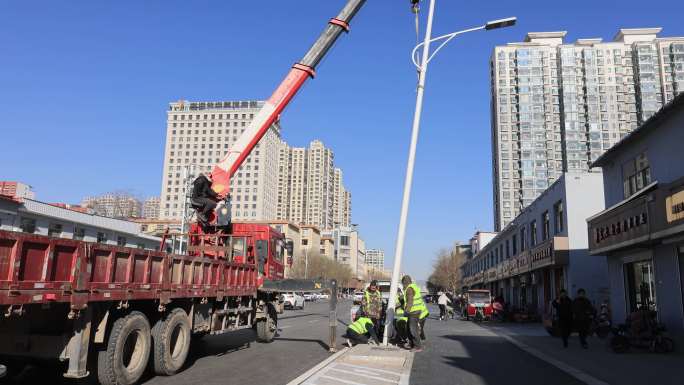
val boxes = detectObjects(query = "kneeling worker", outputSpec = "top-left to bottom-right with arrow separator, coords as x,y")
394,290 -> 409,344
344,311 -> 379,347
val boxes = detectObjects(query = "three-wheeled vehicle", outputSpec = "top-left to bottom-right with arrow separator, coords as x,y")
465,289 -> 493,322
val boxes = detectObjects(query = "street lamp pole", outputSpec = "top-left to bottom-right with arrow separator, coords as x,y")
382,0 -> 516,346
383,0 -> 436,346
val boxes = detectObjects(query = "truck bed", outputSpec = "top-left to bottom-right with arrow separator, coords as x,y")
0,230 -> 258,310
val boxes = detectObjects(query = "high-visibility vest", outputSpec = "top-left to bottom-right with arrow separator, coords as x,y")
365,289 -> 381,305
395,306 -> 408,322
349,316 -> 374,334
404,283 -> 426,314
420,307 -> 429,320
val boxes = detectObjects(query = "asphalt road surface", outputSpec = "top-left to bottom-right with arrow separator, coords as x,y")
1,299 -> 352,385
411,304 -> 585,385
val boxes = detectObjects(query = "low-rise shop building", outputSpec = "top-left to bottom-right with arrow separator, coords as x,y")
588,93 -> 684,342
462,172 -> 609,317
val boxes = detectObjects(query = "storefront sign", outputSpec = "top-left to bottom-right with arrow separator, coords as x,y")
588,195 -> 651,253
666,189 -> 684,223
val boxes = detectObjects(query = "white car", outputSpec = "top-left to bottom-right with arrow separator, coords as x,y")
282,292 -> 305,309
319,293 -> 330,300
304,293 -> 316,302
353,291 -> 364,304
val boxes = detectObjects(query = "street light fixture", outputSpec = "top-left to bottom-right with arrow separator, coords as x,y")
383,0 -> 516,346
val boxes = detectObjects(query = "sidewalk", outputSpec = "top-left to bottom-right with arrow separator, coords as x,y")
287,344 -> 414,385
485,322 -> 683,385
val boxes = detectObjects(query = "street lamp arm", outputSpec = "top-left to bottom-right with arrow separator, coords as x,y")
411,25 -> 485,68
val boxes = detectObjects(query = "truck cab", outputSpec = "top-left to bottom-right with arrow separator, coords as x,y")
231,223 -> 285,284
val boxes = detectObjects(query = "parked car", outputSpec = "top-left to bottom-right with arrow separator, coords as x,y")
319,293 -> 330,300
304,293 -> 315,302
353,291 -> 364,305
282,292 -> 305,309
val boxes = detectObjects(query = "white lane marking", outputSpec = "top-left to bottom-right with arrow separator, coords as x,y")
328,367 -> 399,384
286,348 -> 349,385
335,362 -> 404,376
320,374 -> 368,385
492,329 -> 610,385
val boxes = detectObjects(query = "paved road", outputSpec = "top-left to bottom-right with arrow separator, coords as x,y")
2,300 -> 352,385
410,304 -> 585,385
143,299 -> 351,385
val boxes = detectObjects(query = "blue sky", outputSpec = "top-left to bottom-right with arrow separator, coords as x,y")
2,1 -> 683,281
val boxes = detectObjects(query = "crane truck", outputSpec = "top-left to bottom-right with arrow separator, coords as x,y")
0,1 -> 367,384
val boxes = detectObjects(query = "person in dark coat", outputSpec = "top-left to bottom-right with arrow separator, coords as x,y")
191,173 -> 219,223
572,288 -> 595,349
552,290 -> 573,348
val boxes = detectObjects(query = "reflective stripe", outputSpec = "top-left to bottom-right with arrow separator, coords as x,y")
349,317 -> 373,334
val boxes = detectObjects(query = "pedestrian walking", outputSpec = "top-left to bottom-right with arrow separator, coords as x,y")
344,310 -> 379,347
572,288 -> 595,349
552,290 -> 573,348
437,291 -> 451,321
402,275 -> 427,352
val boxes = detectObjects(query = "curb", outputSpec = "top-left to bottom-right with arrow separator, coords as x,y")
286,347 -> 349,385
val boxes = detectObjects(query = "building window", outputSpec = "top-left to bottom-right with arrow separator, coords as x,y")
48,223 -> 63,238
20,217 -> 36,233
301,239 -> 308,246
117,236 -> 127,247
505,240 -> 510,258
542,211 -> 550,241
512,234 -> 517,255
520,227 -> 526,251
622,152 -> 651,199
530,221 -> 537,246
72,227 -> 85,241
340,236 -> 350,246
625,259 -> 656,312
554,201 -> 564,234
97,232 -> 107,244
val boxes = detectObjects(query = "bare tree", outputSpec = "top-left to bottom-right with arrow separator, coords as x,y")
428,244 -> 468,293
290,251 -> 353,287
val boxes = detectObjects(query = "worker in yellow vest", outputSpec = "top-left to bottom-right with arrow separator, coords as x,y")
344,310 -> 379,347
419,300 -> 430,340
362,280 -> 383,330
393,290 -> 409,344
402,275 -> 427,352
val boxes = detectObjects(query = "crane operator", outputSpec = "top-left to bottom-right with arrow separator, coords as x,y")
191,173 -> 219,223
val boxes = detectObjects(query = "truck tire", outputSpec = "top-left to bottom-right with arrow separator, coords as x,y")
256,303 -> 277,343
97,311 -> 151,385
151,308 -> 191,376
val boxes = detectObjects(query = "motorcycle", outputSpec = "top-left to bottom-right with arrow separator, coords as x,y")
610,310 -> 675,353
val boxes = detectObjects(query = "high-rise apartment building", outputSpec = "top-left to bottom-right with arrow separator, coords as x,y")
365,248 -> 385,269
277,140 -> 351,229
332,168 -> 352,227
160,100 -> 281,221
491,28 -> 684,230
142,197 -> 160,219
81,193 -> 142,218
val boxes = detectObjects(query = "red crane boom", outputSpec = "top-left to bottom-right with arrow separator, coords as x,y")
208,0 -> 366,227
